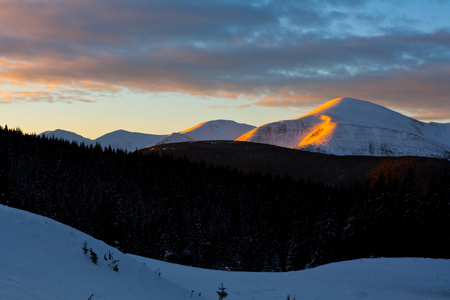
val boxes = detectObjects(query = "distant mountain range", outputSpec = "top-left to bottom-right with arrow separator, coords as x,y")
40,98 -> 450,158
39,120 -> 255,153
40,129 -> 166,152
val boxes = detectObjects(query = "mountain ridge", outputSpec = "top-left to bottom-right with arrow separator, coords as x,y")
143,140 -> 450,188
40,98 -> 450,158
39,120 -> 255,152
39,129 -> 165,152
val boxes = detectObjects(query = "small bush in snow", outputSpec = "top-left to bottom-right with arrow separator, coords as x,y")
89,249 -> 98,264
82,241 -> 89,255
105,251 -> 119,272
112,263 -> 119,272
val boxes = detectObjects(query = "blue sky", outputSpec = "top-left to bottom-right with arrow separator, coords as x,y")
1,0 -> 449,138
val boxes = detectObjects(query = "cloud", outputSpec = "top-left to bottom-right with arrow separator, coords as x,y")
0,0 -> 449,119
0,90 -> 95,104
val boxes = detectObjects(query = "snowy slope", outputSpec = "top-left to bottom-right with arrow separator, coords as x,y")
0,205 -> 204,300
40,129 -> 166,152
134,255 -> 450,300
2,204 -> 450,300
152,119 -> 255,146
237,98 -> 450,158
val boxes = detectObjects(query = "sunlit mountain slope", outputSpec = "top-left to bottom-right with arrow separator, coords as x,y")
151,119 -> 255,146
237,98 -> 450,158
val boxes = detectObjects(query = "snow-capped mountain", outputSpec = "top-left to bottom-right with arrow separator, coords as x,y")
40,129 -> 165,152
38,99 -> 450,158
40,129 -> 93,145
152,119 -> 255,146
40,120 -> 255,151
237,98 -> 450,158
95,130 -> 165,151
2,204 -> 450,300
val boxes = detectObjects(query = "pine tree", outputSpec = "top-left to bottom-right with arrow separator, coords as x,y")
216,283 -> 228,300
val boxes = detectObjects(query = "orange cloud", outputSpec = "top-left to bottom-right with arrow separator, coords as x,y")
1,0 -> 449,121
0,90 -> 94,104
256,90 -> 322,107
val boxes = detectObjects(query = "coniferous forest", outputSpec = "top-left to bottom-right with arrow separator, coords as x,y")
1,126 -> 449,271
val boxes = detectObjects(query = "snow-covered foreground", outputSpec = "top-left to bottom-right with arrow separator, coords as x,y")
1,205 -> 450,300
134,256 -> 450,300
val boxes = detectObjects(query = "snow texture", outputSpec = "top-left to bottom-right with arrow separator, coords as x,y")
237,98 -> 450,158
1,204 -> 450,300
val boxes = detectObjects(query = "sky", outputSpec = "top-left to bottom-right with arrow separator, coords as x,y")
1,0 -> 449,139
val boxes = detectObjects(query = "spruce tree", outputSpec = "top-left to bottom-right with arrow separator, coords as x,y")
216,283 -> 228,300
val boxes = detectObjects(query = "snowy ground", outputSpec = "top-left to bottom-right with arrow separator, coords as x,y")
1,204 -> 449,300
133,256 -> 450,300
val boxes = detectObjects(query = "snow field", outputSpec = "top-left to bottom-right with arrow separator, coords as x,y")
1,204 -> 450,300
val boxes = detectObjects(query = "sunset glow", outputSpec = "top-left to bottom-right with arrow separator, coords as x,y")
1,1 -> 449,138
298,115 -> 336,147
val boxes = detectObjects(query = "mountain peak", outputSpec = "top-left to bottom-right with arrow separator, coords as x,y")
39,129 -> 93,144
238,97 -> 450,158
308,97 -> 366,112
153,119 -> 256,147
301,97 -> 397,121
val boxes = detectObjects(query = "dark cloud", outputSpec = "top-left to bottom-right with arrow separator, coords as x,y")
0,0 -> 449,118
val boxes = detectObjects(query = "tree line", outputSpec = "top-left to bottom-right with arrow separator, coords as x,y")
1,125 -> 449,271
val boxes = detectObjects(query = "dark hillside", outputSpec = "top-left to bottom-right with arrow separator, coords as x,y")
142,141 -> 450,188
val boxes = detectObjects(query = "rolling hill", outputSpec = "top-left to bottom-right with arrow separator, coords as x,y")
143,140 -> 450,188
2,204 -> 449,300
